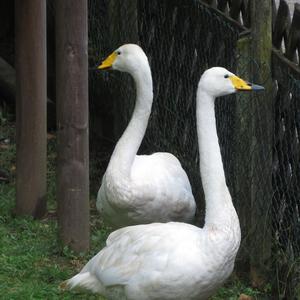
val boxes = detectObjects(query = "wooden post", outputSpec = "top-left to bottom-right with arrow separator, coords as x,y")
249,0 -> 273,286
56,0 -> 90,252
15,0 -> 47,218
234,35 -> 252,277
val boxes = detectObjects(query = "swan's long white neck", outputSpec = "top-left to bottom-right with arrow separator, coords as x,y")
196,87 -> 238,229
108,64 -> 153,177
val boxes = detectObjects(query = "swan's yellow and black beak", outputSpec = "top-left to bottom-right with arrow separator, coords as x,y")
229,75 -> 264,91
97,52 -> 117,70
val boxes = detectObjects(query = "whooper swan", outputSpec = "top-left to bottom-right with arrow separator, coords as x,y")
61,67 -> 264,299
96,44 -> 196,228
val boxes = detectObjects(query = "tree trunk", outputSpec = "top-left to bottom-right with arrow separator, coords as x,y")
55,0 -> 90,252
15,0 -> 47,218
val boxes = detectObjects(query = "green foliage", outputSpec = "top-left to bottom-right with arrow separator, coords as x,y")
47,133 -> 57,211
0,103 -> 13,127
0,122 -> 15,176
212,280 -> 266,300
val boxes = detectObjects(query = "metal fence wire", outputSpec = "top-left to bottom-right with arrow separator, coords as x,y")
272,64 -> 300,297
88,0 -> 240,213
88,0 -> 300,297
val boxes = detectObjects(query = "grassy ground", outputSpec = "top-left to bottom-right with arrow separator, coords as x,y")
0,182 -> 108,300
0,122 -> 267,299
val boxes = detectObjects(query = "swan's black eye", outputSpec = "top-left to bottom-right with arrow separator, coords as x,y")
224,74 -> 229,78
116,51 -> 121,55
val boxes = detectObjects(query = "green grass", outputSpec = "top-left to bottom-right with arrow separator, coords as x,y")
0,122 -> 267,299
0,123 -> 109,299
213,280 -> 267,300
0,183 -> 109,300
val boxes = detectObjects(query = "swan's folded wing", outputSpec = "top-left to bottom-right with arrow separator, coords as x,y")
131,154 -> 196,220
106,223 -> 160,246
83,224 -> 178,287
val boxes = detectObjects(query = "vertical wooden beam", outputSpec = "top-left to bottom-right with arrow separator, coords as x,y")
234,35 -> 252,278
15,0 -> 47,218
249,0 -> 273,286
56,0 -> 90,252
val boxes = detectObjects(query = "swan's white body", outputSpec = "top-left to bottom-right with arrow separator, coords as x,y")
96,44 -> 196,228
63,222 -> 240,300
98,153 -> 195,228
62,67 -> 264,299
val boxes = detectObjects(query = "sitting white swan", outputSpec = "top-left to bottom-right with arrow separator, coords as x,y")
96,44 -> 196,228
61,67 -> 264,299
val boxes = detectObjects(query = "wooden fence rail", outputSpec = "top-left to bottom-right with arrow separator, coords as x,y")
202,0 -> 300,70
202,0 -> 250,27
273,1 -> 300,66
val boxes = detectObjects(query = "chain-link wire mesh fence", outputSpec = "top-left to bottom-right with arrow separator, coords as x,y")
272,56 -> 300,297
88,0 -> 240,213
49,0 -> 300,297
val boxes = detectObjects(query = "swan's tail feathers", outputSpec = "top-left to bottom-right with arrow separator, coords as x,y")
59,272 -> 103,294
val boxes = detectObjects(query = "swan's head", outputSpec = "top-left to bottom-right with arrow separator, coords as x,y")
97,44 -> 149,74
198,67 -> 264,98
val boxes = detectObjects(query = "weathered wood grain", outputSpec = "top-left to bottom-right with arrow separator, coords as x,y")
202,0 -> 300,67
15,0 -> 47,218
273,0 -> 300,67
56,0 -> 90,253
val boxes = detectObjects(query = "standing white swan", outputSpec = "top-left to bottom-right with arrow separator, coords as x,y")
96,44 -> 196,228
61,67 -> 264,299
